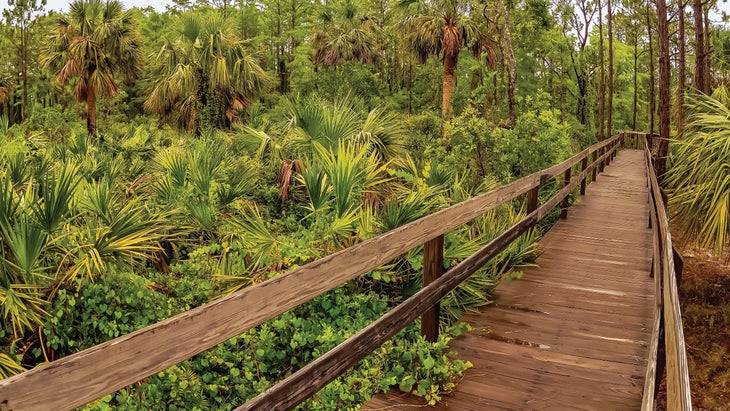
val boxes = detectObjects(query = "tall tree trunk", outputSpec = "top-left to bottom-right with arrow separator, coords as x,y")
21,27 -> 28,120
678,1 -> 686,132
86,85 -> 97,138
693,0 -> 707,93
704,7 -> 712,91
607,0 -> 614,138
408,61 -> 413,115
598,0 -> 605,139
633,32 -> 638,130
647,7 -> 656,136
656,0 -> 671,183
442,52 -> 457,120
501,1 -> 517,128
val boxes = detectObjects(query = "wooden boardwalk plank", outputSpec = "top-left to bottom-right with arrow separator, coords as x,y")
362,150 -> 654,410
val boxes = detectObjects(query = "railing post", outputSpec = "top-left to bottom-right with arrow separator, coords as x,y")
561,167 -> 571,218
599,147 -> 605,173
592,151 -> 597,182
580,155 -> 588,196
421,234 -> 444,342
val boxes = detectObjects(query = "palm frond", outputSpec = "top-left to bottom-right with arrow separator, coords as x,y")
668,87 -> 730,254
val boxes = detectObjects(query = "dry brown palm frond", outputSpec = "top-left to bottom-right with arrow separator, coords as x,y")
442,24 -> 462,57
57,58 -> 80,83
277,159 -> 303,201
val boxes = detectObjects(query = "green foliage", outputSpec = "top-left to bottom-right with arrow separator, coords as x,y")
144,10 -> 270,132
44,271 -> 173,355
492,107 -> 576,180
667,87 -> 730,255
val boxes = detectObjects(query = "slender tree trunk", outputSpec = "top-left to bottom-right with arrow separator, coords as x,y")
704,7 -> 712,91
21,27 -> 28,120
693,0 -> 707,93
607,0 -> 614,138
678,1 -> 686,132
656,0 -> 671,183
502,1 -> 517,128
633,33 -> 638,130
647,7 -> 656,136
408,61 -> 413,115
442,52 -> 457,120
598,0 -> 605,139
87,85 -> 97,138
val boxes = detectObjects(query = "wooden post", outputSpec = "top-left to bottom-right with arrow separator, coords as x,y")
591,151 -> 597,182
421,234 -> 444,342
561,167 -> 571,218
599,147 -> 605,173
580,156 -> 588,195
611,140 -> 616,161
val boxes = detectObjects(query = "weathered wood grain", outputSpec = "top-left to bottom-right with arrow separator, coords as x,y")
0,164 -> 542,411
420,234 -> 444,342
645,143 -> 692,410
239,208 -> 541,411
0,135 -> 621,411
239,143 -> 621,410
364,149 -> 656,410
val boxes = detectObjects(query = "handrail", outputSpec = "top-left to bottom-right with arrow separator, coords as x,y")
621,131 -> 692,411
0,135 -> 622,411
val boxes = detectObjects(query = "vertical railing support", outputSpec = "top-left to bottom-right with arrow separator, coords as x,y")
599,147 -> 606,173
527,186 -> 539,216
580,156 -> 588,196
421,234 -> 444,342
561,167 -> 571,218
592,151 -> 597,182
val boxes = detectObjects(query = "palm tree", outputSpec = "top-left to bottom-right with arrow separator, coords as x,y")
401,0 -> 485,121
42,0 -> 144,138
144,12 -> 270,132
666,86 -> 730,255
0,86 -> 8,104
312,1 -> 378,67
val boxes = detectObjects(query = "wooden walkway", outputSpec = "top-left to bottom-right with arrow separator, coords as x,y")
364,149 -> 655,410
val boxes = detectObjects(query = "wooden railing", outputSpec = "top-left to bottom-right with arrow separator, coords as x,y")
0,135 -> 623,411
622,131 -> 692,411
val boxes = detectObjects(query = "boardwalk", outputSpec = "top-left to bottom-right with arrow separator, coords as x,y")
364,149 -> 655,410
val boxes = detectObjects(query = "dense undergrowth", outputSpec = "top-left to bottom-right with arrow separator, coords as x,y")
0,96 -> 579,408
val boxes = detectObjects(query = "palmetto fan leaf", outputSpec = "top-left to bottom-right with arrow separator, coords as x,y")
0,283 -> 47,338
32,164 -> 82,234
0,352 -> 25,379
59,200 -> 169,285
1,213 -> 48,283
667,87 -> 730,254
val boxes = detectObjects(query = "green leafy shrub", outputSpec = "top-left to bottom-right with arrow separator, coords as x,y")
44,272 -> 173,355
492,108 -> 576,180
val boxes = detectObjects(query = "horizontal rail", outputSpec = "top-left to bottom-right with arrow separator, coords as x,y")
623,131 -> 692,411
0,135 -> 622,411
240,137 -> 619,410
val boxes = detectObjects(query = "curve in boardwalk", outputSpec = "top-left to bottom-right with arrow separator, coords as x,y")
364,149 -> 654,410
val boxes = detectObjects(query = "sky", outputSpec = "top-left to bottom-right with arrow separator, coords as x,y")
0,0 -> 729,24
0,0 -> 173,13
